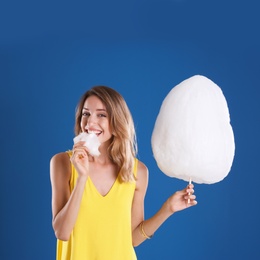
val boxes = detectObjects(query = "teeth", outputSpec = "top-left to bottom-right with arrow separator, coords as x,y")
88,130 -> 101,134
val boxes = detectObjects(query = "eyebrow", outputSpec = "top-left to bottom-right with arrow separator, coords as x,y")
82,108 -> 107,112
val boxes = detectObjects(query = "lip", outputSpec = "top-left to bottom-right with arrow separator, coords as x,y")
86,129 -> 102,136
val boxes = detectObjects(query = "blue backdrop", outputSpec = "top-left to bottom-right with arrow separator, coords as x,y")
1,0 -> 259,259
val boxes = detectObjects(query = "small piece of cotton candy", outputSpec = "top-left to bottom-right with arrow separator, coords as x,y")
73,132 -> 101,157
151,75 -> 235,184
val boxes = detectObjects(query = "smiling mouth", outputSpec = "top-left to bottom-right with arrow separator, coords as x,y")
87,130 -> 102,136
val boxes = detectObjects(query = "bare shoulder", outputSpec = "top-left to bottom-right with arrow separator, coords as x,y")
50,152 -> 71,181
51,152 -> 70,164
50,152 -> 72,220
137,160 -> 148,176
136,159 -> 149,191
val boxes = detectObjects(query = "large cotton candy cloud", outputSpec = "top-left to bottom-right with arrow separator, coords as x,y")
151,75 -> 235,184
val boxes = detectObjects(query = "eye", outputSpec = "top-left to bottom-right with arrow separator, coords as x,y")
82,111 -> 90,117
98,113 -> 107,118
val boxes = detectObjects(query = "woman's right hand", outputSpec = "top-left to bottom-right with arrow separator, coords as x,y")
70,141 -> 90,178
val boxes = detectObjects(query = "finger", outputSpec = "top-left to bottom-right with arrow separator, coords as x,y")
187,183 -> 194,189
73,141 -> 86,149
72,148 -> 86,156
185,194 -> 196,200
73,145 -> 89,153
72,148 -> 88,160
186,188 -> 195,194
185,195 -> 197,206
187,200 -> 198,206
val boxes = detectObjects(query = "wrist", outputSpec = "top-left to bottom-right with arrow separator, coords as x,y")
163,198 -> 175,216
139,221 -> 154,240
76,175 -> 88,184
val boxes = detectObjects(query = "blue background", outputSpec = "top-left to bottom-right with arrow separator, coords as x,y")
1,0 -> 259,259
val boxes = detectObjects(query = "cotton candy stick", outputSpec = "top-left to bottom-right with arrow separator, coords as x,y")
188,177 -> 192,204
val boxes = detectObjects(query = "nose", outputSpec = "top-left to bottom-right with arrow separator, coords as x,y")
87,114 -> 97,126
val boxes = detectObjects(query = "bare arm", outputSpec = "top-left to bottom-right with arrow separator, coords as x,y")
50,142 -> 89,241
131,162 -> 197,247
131,161 -> 149,246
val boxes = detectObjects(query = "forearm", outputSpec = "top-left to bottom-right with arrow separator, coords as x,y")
52,176 -> 87,241
132,200 -> 173,246
132,184 -> 197,246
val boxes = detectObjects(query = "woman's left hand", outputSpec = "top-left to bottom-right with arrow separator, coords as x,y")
166,184 -> 197,214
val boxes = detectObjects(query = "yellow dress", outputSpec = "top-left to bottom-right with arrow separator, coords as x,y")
56,151 -> 138,260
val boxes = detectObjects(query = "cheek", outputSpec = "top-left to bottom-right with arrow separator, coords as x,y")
80,117 -> 88,129
102,121 -> 112,134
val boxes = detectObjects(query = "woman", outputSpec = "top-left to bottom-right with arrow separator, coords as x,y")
50,86 -> 197,260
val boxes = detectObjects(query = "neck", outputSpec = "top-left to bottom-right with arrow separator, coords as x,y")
89,141 -> 112,165
90,153 -> 111,164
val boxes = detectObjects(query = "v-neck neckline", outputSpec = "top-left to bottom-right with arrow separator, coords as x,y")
88,174 -> 119,198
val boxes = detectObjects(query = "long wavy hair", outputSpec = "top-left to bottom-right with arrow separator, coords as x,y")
74,86 -> 137,182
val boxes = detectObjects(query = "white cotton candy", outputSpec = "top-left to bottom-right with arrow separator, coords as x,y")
73,132 -> 101,157
151,75 -> 235,184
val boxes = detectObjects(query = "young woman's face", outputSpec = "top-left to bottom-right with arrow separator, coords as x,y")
81,95 -> 112,145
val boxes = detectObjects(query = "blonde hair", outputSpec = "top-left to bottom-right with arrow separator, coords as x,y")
75,86 -> 137,182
